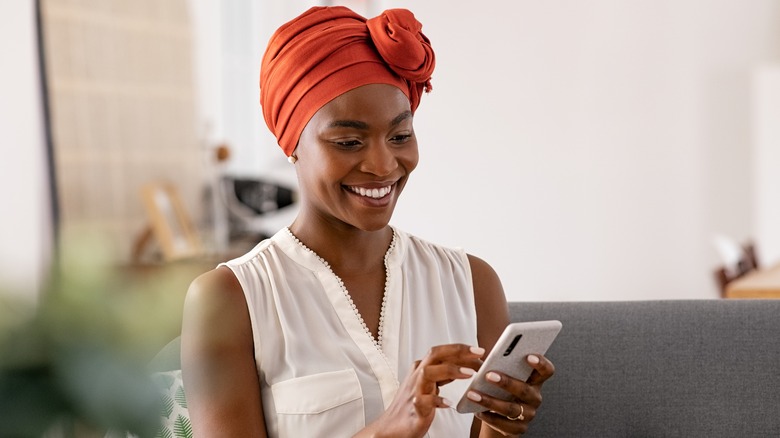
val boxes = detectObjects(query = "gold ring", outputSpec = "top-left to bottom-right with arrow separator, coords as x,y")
507,405 -> 524,421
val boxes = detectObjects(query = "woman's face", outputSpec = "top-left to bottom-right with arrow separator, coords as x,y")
294,83 -> 419,232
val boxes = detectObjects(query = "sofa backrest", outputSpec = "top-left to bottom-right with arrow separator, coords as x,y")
509,300 -> 780,437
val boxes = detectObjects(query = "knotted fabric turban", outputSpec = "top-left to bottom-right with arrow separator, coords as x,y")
260,6 -> 436,157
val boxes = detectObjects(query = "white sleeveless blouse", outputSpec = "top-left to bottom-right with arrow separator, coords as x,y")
220,227 -> 477,437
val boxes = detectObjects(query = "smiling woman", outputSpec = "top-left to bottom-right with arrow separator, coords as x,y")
294,84 -> 418,233
180,5 -> 556,438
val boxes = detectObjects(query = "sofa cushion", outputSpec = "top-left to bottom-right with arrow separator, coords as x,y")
509,300 -> 780,437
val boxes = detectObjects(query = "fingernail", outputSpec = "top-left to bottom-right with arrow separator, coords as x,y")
441,397 -> 452,407
470,346 -> 485,356
460,367 -> 475,377
486,372 -> 501,382
467,391 -> 482,402
527,354 -> 540,365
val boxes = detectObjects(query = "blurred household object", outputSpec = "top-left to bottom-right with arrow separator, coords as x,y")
204,142 -> 299,247
133,181 -> 204,264
724,261 -> 780,299
712,235 -> 761,297
218,176 -> 298,242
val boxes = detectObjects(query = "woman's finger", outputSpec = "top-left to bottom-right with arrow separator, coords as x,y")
467,390 -> 537,423
420,363 -> 477,384
415,362 -> 476,396
525,354 -> 555,386
418,344 -> 485,367
481,370 -> 542,407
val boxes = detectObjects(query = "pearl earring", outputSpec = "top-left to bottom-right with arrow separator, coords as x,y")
288,155 -> 297,164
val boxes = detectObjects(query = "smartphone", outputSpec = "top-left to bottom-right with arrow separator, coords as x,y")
455,320 -> 562,414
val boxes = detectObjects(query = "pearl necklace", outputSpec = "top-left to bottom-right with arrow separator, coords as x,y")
285,228 -> 397,352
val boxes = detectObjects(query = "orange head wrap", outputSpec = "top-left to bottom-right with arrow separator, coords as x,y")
259,6 -> 436,157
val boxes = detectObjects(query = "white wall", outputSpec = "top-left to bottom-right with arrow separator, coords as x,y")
0,0 -> 51,300
373,0 -> 780,301
753,65 -> 780,266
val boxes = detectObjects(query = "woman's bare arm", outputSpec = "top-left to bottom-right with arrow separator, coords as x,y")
181,266 -> 267,437
467,254 -> 555,437
467,254 -> 510,437
469,254 -> 511,358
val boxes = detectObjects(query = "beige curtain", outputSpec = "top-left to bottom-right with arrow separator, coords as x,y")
40,0 -> 204,262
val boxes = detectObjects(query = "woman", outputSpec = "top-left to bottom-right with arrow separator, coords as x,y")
181,6 -> 554,437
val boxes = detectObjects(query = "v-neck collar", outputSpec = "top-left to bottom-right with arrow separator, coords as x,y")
274,227 -> 407,408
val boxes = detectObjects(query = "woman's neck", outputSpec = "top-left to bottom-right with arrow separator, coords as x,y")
288,217 -> 394,274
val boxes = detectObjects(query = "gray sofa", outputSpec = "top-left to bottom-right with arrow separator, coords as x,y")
510,300 -> 780,437
153,300 -> 780,437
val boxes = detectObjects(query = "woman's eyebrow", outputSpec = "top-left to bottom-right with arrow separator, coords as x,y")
328,120 -> 369,129
391,111 -> 412,126
327,111 -> 411,130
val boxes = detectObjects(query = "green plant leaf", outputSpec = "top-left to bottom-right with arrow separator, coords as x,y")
155,426 -> 174,438
173,414 -> 192,438
174,385 -> 187,409
161,394 -> 174,419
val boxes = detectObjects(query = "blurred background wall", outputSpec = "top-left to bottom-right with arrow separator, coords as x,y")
1,0 -> 51,300
4,0 -> 780,302
38,0 -> 205,266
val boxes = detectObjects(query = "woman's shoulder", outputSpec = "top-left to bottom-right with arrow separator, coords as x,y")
189,265 -> 242,297
465,253 -> 502,292
395,228 -> 502,282
400,229 -> 500,274
396,227 -> 466,259
221,233 -> 279,267
183,267 -> 248,335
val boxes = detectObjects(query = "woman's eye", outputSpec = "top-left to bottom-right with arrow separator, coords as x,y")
334,140 -> 361,149
390,134 -> 412,144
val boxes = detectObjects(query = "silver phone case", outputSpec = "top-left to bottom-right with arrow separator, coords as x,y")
455,320 -> 562,414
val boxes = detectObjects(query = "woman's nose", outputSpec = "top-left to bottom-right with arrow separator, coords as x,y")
360,143 -> 398,176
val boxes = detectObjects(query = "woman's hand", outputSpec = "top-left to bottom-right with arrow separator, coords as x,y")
355,344 -> 484,438
472,354 -> 555,437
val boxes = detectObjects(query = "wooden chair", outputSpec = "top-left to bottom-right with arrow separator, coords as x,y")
713,241 -> 760,298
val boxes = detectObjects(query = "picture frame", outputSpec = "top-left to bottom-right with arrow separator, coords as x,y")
139,181 -> 202,262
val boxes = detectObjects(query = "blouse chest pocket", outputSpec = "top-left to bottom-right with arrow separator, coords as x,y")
271,368 -> 365,437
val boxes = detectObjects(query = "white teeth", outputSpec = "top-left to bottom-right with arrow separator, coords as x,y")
348,185 -> 392,199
